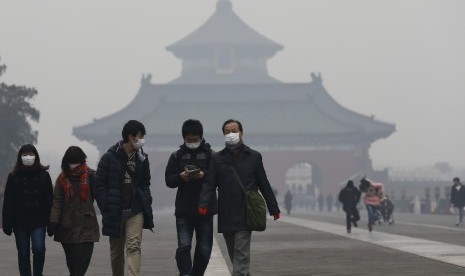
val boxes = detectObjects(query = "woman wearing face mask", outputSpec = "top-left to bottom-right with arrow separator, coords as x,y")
2,144 -> 53,276
48,146 -> 100,276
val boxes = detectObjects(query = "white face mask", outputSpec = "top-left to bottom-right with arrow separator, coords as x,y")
69,163 -> 80,170
224,132 -> 240,145
132,138 -> 145,150
185,141 -> 201,150
21,155 -> 36,166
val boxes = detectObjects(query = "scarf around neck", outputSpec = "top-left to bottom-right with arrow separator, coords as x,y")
59,164 -> 89,202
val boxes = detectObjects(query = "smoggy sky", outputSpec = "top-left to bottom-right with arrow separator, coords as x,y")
1,0 -> 464,177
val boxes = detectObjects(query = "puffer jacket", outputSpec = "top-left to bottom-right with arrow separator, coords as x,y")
49,169 -> 100,243
94,141 -> 154,237
338,186 -> 361,207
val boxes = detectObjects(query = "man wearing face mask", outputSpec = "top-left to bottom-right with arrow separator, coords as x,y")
198,119 -> 280,276
450,177 -> 465,226
165,119 -> 217,276
94,120 -> 154,276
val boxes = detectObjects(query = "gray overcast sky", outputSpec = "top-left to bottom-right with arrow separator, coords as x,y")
1,0 -> 464,175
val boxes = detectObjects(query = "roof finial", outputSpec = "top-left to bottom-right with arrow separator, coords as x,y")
217,0 -> 232,11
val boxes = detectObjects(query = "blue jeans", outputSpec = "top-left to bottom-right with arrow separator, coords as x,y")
14,227 -> 46,276
366,205 -> 379,225
175,215 -> 213,276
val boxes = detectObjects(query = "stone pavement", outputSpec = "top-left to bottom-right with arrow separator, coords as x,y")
1,209 -> 465,275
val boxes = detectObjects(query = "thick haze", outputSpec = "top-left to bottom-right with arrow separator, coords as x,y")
1,0 -> 464,177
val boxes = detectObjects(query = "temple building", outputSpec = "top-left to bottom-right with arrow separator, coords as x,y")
74,0 -> 395,206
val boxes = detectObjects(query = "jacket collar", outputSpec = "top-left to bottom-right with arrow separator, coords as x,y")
218,144 -> 251,164
109,141 -> 143,163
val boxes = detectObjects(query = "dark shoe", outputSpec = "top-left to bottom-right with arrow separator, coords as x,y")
352,220 -> 358,228
347,229 -> 351,234
368,223 -> 373,232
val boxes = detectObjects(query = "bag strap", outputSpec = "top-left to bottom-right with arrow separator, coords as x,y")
229,165 -> 247,194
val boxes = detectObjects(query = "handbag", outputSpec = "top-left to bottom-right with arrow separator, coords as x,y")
230,165 -> 267,231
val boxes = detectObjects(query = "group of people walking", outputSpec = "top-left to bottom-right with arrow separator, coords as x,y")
2,118 -> 280,276
338,176 -> 463,234
338,177 -> 387,233
166,119 -> 280,276
2,120 -> 153,276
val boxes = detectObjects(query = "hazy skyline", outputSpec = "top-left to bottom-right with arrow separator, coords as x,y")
1,0 -> 464,177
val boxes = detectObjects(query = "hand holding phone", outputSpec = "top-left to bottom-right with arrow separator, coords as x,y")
184,165 -> 201,175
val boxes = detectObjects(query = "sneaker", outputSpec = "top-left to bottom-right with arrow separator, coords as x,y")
347,229 -> 351,234
352,220 -> 358,228
368,223 -> 373,232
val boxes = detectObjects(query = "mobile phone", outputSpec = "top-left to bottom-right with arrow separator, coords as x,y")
184,165 -> 201,175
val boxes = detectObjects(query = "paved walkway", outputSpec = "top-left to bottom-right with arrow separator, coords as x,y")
1,210 -> 465,275
279,215 -> 465,268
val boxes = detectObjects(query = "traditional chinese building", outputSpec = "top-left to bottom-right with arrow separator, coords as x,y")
74,0 -> 395,206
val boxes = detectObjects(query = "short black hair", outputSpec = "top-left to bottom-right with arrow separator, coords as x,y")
122,120 -> 146,142
182,119 -> 203,138
347,180 -> 354,187
61,146 -> 87,175
454,177 -> 460,182
222,119 -> 243,134
12,144 -> 46,174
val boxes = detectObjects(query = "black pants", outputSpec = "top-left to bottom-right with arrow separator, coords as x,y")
344,205 -> 360,230
62,242 -> 94,276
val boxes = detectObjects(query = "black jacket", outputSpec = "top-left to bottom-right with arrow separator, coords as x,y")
338,185 -> 361,207
2,168 -> 53,231
450,184 -> 465,208
94,141 -> 154,237
198,145 -> 280,233
165,141 -> 217,217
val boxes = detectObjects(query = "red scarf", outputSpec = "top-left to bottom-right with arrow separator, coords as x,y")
59,164 -> 89,202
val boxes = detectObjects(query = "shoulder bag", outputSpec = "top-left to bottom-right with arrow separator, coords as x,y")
230,165 -> 267,231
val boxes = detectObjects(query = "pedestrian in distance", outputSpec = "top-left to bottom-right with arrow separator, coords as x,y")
317,193 -> 324,212
2,144 -> 53,276
198,119 -> 281,276
326,193 -> 334,212
450,177 -> 465,226
165,119 -> 217,276
94,120 -> 154,276
360,177 -> 381,232
379,194 -> 394,224
284,190 -> 293,215
48,146 -> 100,276
338,180 -> 361,233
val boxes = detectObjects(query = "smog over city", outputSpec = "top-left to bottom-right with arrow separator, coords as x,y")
1,0 -> 464,182
3,1 -> 465,275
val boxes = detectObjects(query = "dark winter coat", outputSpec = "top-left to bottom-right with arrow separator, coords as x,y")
2,168 -> 53,231
94,141 -> 154,237
165,141 -> 217,217
49,169 -> 100,243
450,184 -> 465,208
198,145 -> 280,233
338,185 -> 361,209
